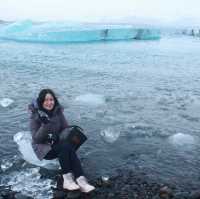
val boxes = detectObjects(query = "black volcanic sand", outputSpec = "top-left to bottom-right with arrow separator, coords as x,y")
1,169 -> 200,199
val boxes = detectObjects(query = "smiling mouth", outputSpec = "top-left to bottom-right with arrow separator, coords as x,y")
47,105 -> 53,109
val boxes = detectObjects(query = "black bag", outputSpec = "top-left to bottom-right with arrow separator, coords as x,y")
59,126 -> 87,150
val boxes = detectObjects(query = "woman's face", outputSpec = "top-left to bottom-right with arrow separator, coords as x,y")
42,93 -> 55,111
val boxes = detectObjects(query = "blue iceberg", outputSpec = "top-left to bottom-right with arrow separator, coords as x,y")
134,29 -> 161,40
0,20 -> 161,43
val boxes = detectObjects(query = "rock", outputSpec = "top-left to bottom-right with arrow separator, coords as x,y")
101,179 -> 112,188
1,189 -> 11,196
1,189 -> 16,199
173,191 -> 190,199
15,193 -> 33,199
67,191 -> 81,199
52,183 -> 81,199
107,192 -> 115,198
159,186 -> 173,199
121,185 -> 131,192
189,190 -> 200,199
95,178 -> 103,187
52,190 -> 67,198
152,195 -> 160,199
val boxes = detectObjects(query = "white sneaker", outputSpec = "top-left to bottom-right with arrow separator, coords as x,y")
76,176 -> 95,193
63,173 -> 80,191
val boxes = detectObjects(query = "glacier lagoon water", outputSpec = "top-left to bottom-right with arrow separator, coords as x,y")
0,22 -> 200,198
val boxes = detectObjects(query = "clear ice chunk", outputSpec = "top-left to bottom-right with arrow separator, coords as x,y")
75,93 -> 105,106
13,131 -> 59,169
100,127 -> 120,143
0,98 -> 14,107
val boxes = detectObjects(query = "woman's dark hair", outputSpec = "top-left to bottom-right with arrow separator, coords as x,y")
37,89 -> 59,112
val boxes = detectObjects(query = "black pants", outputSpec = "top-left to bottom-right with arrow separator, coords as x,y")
44,142 -> 84,178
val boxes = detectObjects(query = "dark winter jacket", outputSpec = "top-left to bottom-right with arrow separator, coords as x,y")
29,100 -> 68,160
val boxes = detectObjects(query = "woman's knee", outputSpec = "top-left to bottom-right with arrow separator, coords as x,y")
60,142 -> 74,152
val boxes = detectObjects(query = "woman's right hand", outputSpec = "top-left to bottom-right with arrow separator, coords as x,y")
40,116 -> 50,124
38,110 -> 50,124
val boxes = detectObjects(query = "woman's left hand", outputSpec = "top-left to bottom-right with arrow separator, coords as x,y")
47,133 -> 59,145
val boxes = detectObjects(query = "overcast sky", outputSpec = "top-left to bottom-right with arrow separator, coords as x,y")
0,0 -> 200,23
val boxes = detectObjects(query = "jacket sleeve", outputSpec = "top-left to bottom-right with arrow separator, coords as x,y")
30,113 -> 51,144
60,111 -> 69,131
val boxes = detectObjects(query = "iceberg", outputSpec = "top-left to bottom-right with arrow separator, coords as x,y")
75,93 -> 105,106
5,167 -> 54,199
100,127 -> 121,143
134,29 -> 161,40
0,98 -> 14,107
168,133 -> 195,146
13,131 -> 59,169
0,20 -> 161,43
3,20 -> 33,33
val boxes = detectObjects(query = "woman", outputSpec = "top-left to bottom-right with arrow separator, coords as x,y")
29,89 -> 95,193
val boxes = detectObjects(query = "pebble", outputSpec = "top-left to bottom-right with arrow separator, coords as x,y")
189,190 -> 200,199
67,191 -> 81,199
53,190 -> 67,198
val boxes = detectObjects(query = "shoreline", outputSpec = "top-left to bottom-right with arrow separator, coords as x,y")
1,169 -> 200,199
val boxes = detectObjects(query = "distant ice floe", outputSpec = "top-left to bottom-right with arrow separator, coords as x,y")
75,93 -> 105,106
6,167 -> 54,199
168,133 -> 195,146
13,131 -> 59,169
100,127 -> 121,143
0,20 -> 161,43
0,98 -> 14,107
